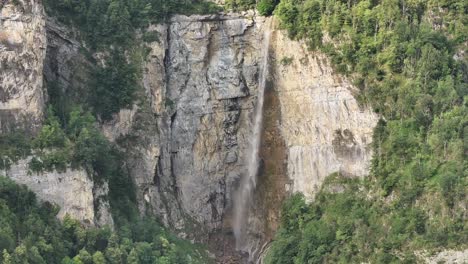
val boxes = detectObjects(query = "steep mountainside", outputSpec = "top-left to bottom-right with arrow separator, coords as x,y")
0,0 -> 465,263
0,1 -> 377,261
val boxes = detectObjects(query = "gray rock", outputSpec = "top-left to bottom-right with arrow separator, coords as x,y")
0,1 -> 46,134
5,158 -> 113,227
1,2 -> 380,260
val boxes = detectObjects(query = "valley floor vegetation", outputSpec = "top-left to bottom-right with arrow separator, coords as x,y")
0,176 -> 209,264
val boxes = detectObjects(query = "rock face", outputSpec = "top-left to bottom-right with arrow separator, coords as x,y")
0,1 -> 378,261
429,249 -> 468,264
0,0 -> 46,134
235,21 -> 379,260
417,249 -> 468,264
5,158 -> 113,227
125,14 -> 377,261
43,16 -> 89,106
270,25 -> 378,201
0,1 -> 113,228
133,13 -> 267,237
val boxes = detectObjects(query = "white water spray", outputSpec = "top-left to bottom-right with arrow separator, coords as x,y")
233,20 -> 272,251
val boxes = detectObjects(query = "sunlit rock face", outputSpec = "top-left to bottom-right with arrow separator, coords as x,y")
270,27 -> 378,201
242,22 -> 379,261
0,0 -> 46,134
420,249 -> 468,264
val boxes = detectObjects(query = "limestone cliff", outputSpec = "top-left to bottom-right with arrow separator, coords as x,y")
0,0 -> 46,134
270,26 -> 378,200
0,0 -> 113,228
126,13 -> 269,253
119,13 -> 378,261
239,20 -> 379,260
0,1 -> 378,262
4,158 -> 113,227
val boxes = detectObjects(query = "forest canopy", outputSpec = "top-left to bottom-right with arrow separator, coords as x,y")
0,176 -> 209,264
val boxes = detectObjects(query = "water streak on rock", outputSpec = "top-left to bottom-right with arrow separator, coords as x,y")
233,18 -> 272,253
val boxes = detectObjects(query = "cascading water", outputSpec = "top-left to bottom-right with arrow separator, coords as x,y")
233,19 -> 272,254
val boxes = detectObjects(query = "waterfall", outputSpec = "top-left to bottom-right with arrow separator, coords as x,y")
233,19 -> 272,253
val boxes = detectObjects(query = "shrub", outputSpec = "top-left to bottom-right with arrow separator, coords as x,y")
280,56 -> 294,66
258,0 -> 279,16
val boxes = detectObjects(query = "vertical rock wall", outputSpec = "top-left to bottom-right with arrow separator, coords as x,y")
5,158 -> 113,227
270,26 -> 378,201
0,1 -> 378,261
0,0 -> 46,133
115,14 -> 378,262
238,24 -> 379,262
135,13 -> 268,236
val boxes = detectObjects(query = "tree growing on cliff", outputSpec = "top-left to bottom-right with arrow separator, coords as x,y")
258,0 -> 279,15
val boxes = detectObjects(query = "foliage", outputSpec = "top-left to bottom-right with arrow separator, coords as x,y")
88,51 -> 139,120
267,0 -> 467,262
0,132 -> 31,170
28,107 -> 105,175
43,0 -> 220,120
224,0 -> 256,11
258,0 -> 280,16
0,176 -> 209,264
280,56 -> 294,66
225,0 -> 279,15
43,0 -> 221,48
266,176 -> 467,263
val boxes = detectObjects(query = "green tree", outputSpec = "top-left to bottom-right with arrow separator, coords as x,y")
33,108 -> 68,150
258,0 -> 279,15
74,249 -> 92,264
92,251 -> 106,264
2,249 -> 12,264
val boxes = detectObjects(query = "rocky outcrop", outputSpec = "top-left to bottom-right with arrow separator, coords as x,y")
0,0 -> 46,134
5,158 -> 113,227
0,2 -> 113,227
208,0 -> 226,5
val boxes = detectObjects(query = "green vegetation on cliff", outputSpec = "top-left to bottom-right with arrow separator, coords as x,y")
266,0 -> 467,262
225,0 -> 279,15
43,0 -> 220,120
0,2 -> 221,263
0,105 -> 139,225
44,0 -> 220,47
0,176 -> 209,264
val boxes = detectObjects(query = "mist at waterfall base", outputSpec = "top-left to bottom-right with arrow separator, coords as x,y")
232,21 -> 272,258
